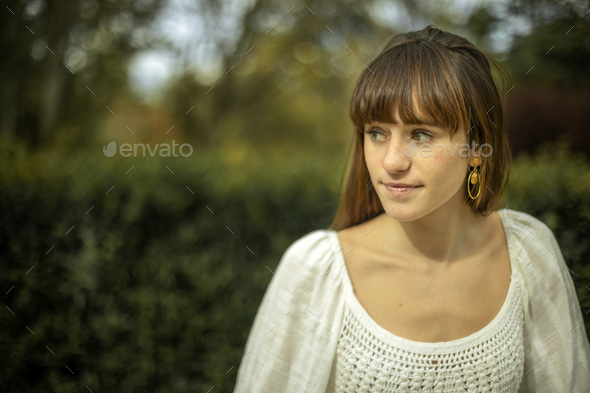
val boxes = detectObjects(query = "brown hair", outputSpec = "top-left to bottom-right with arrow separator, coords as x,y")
330,25 -> 513,231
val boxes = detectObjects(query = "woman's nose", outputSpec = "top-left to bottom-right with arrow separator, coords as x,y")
382,138 -> 413,173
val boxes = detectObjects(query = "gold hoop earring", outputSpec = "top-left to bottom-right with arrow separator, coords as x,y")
468,157 -> 481,199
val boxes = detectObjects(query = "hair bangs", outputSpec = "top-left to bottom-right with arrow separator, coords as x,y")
350,43 -> 471,139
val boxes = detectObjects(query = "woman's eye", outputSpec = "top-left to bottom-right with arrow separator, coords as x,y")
413,131 -> 432,143
365,129 -> 432,143
366,129 -> 385,141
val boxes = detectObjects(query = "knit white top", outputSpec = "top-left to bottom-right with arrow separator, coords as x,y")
233,209 -> 590,393
331,236 -> 525,392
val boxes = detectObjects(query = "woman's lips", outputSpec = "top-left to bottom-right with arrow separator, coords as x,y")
384,184 -> 422,196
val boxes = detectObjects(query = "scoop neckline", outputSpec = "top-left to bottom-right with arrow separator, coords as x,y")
328,208 -> 520,353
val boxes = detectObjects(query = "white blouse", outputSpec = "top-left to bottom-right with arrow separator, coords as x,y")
233,208 -> 590,392
329,233 -> 525,392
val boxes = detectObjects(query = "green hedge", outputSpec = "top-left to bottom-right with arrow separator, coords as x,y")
1,138 -> 588,392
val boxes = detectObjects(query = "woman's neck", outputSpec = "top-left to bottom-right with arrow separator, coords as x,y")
375,203 -> 495,270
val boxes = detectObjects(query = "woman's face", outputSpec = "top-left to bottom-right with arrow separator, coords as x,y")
364,110 -> 477,222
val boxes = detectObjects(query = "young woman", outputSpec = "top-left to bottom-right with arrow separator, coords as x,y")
233,25 -> 590,392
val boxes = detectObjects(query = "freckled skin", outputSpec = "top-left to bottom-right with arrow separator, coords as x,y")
364,111 -> 475,224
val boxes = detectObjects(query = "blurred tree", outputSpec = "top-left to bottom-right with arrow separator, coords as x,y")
3,0 -> 588,155
502,1 -> 590,157
0,0 -> 165,148
163,0 -> 441,153
465,6 -> 499,48
507,1 -> 590,86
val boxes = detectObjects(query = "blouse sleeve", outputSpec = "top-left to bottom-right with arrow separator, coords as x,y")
513,211 -> 590,392
232,230 -> 340,393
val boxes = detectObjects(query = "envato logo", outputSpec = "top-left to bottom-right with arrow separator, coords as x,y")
403,140 -> 493,158
103,141 -> 193,157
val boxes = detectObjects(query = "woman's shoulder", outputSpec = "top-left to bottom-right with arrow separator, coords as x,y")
497,208 -> 560,259
499,208 -> 590,390
277,229 -> 338,276
498,207 -> 555,242
497,208 -> 569,283
284,229 -> 335,254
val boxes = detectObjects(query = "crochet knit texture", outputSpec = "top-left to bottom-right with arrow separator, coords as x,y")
333,276 -> 525,393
